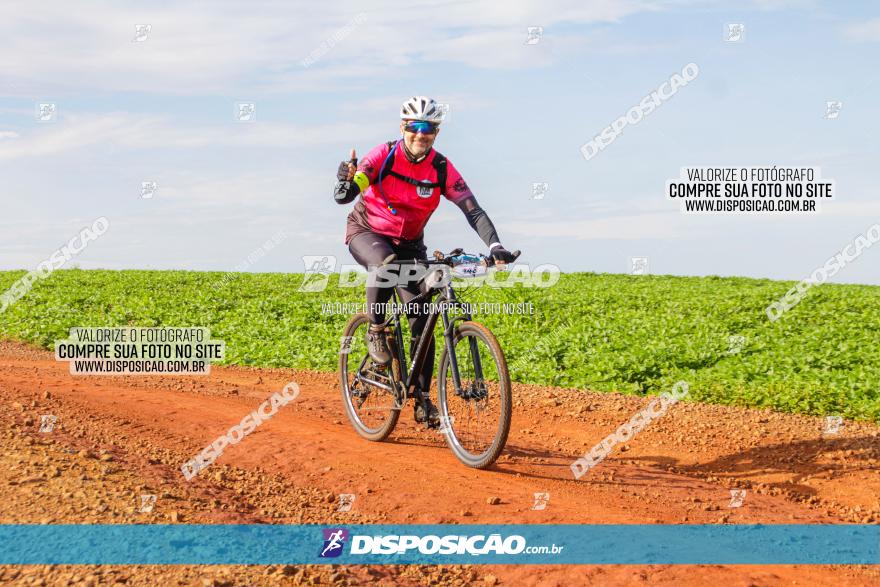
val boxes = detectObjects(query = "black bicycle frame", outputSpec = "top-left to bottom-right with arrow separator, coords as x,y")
383,277 -> 486,398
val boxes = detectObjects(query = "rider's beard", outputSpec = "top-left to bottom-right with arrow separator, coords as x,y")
403,134 -> 433,160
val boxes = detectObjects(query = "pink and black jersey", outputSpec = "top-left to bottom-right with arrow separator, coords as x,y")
345,140 -> 474,244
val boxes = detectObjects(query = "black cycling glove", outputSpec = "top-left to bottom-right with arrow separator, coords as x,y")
334,155 -> 359,204
337,159 -> 355,181
490,246 -> 516,264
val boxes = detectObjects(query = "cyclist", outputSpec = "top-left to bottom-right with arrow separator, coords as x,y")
333,96 -> 516,427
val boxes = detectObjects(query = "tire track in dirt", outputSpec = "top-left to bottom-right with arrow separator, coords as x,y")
1,341 -> 878,586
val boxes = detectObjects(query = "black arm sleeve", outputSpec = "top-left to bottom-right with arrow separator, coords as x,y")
455,196 -> 501,248
333,181 -> 360,204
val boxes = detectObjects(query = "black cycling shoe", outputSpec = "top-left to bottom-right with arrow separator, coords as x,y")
365,325 -> 391,365
414,396 -> 441,428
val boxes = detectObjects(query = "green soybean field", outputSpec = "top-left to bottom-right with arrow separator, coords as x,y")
1,269 -> 878,421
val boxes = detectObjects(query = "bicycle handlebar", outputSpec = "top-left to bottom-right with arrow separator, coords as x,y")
383,249 -> 521,268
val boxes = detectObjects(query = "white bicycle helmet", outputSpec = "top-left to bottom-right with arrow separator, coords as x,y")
400,96 -> 445,124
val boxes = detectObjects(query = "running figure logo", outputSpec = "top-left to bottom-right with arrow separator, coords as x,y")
319,528 -> 349,558
36,103 -> 57,122
630,257 -> 649,275
525,26 -> 543,45
725,23 -> 745,42
728,489 -> 746,508
299,255 -> 337,292
531,182 -> 549,200
39,414 -> 58,433
824,101 -> 843,120
532,492 -> 550,510
141,181 -> 158,199
139,494 -> 157,513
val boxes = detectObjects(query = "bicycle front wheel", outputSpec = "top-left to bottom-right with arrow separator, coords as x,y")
437,321 -> 512,469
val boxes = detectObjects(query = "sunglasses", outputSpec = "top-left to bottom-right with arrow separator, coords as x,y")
403,120 -> 438,135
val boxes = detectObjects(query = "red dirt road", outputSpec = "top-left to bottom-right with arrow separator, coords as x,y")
2,340 -> 879,586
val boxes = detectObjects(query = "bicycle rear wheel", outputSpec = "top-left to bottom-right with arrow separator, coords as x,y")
437,321 -> 512,468
339,313 -> 401,441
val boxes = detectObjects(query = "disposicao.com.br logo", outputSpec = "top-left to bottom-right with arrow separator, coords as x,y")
319,528 -> 564,558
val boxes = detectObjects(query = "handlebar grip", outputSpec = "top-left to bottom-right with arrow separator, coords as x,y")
486,249 -> 521,267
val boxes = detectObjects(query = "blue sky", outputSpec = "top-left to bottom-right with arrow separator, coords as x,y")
2,0 -> 878,283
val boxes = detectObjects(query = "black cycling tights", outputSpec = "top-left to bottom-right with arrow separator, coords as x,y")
348,231 -> 435,396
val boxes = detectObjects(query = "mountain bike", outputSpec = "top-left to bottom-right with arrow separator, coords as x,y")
338,248 -> 519,469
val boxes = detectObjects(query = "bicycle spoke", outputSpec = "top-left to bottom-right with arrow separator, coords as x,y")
444,334 -> 502,458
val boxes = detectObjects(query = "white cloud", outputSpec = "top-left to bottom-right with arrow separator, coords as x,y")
154,169 -> 327,207
0,113 -> 387,160
748,0 -> 819,9
843,18 -> 880,42
504,212 -> 689,239
339,93 -> 497,121
0,0 -> 661,95
422,29 -> 556,70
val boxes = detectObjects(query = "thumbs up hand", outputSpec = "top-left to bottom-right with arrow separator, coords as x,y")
337,148 -> 357,181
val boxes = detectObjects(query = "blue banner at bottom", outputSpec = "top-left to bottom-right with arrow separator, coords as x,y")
0,524 -> 877,565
